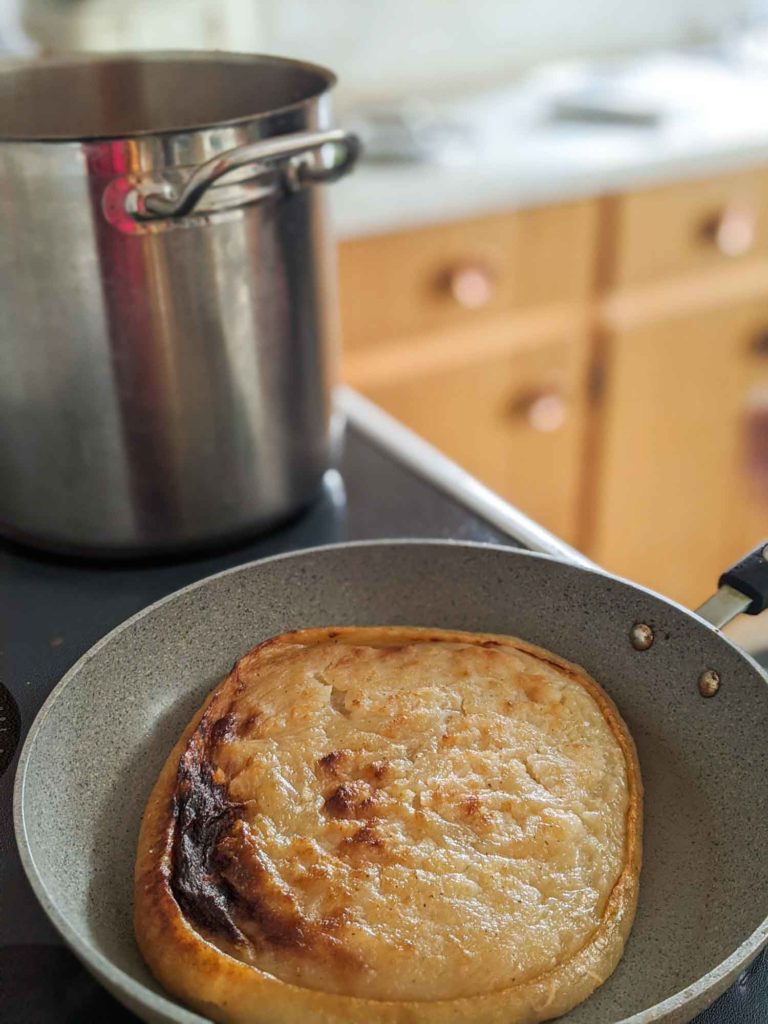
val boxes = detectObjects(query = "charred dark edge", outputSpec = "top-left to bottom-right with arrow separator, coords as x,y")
169,710 -> 246,944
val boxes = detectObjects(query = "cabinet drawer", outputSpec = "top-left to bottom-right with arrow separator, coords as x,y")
352,323 -> 589,543
610,169 -> 768,287
339,200 -> 597,351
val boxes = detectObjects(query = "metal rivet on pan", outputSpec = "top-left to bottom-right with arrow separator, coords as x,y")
629,623 -> 654,651
698,669 -> 721,698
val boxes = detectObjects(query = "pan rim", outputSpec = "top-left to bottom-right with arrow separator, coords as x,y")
12,537 -> 768,1024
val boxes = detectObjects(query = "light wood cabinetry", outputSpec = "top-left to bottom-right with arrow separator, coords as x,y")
590,171 -> 768,605
607,170 -> 768,288
590,293 -> 768,606
356,319 -> 590,543
338,171 -> 768,609
339,199 -> 597,543
339,201 -> 597,351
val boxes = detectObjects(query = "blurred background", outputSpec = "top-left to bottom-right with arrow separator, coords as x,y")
4,0 -> 768,647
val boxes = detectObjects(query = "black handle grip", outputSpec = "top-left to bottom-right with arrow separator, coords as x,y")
718,542 -> 768,615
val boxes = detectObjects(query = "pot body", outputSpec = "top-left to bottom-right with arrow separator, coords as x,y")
0,52 -> 353,555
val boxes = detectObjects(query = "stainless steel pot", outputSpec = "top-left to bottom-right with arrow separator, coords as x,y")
0,52 -> 360,556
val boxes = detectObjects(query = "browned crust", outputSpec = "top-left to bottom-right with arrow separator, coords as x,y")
134,626 -> 643,1024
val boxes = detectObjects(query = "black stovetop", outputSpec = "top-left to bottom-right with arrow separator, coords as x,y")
1,426 -> 765,1023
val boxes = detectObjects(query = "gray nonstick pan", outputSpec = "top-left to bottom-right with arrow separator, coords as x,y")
13,538 -> 768,1024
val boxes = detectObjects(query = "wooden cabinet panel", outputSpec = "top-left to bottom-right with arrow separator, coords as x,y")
339,172 -> 768,614
609,169 -> 768,288
590,299 -> 768,607
353,324 -> 590,543
339,200 -> 597,351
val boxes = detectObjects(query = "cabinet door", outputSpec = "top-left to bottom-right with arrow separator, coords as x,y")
591,300 -> 768,607
354,325 -> 589,544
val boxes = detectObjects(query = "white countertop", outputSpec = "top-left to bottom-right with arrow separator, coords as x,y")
330,52 -> 768,239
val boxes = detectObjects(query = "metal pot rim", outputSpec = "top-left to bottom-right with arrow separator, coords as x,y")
0,50 -> 337,143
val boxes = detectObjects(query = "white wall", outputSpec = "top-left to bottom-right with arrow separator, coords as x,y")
21,0 -> 754,104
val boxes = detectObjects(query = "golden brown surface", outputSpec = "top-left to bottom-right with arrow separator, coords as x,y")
135,626 -> 642,1024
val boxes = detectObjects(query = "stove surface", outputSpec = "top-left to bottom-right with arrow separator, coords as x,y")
1,427 -> 764,1023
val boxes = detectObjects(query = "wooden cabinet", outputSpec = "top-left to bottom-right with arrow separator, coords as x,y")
594,167 -> 768,607
339,201 -> 597,351
339,199 -> 597,544
355,319 -> 590,543
590,296 -> 768,606
338,168 -> 768,613
608,170 -> 768,287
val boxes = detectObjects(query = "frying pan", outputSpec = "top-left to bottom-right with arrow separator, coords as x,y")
13,537 -> 768,1024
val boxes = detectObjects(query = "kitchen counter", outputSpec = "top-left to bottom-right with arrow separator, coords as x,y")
331,51 -> 768,238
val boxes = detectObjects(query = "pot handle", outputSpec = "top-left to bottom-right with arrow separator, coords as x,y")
130,127 -> 360,221
696,542 -> 768,627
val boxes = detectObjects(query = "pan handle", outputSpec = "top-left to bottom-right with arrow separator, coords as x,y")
695,542 -> 768,627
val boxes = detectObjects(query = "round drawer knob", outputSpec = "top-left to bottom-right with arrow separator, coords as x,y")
446,263 -> 495,309
514,391 -> 567,433
702,203 -> 757,257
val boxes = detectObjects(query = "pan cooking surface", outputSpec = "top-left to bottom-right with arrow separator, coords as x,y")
15,542 -> 768,1023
